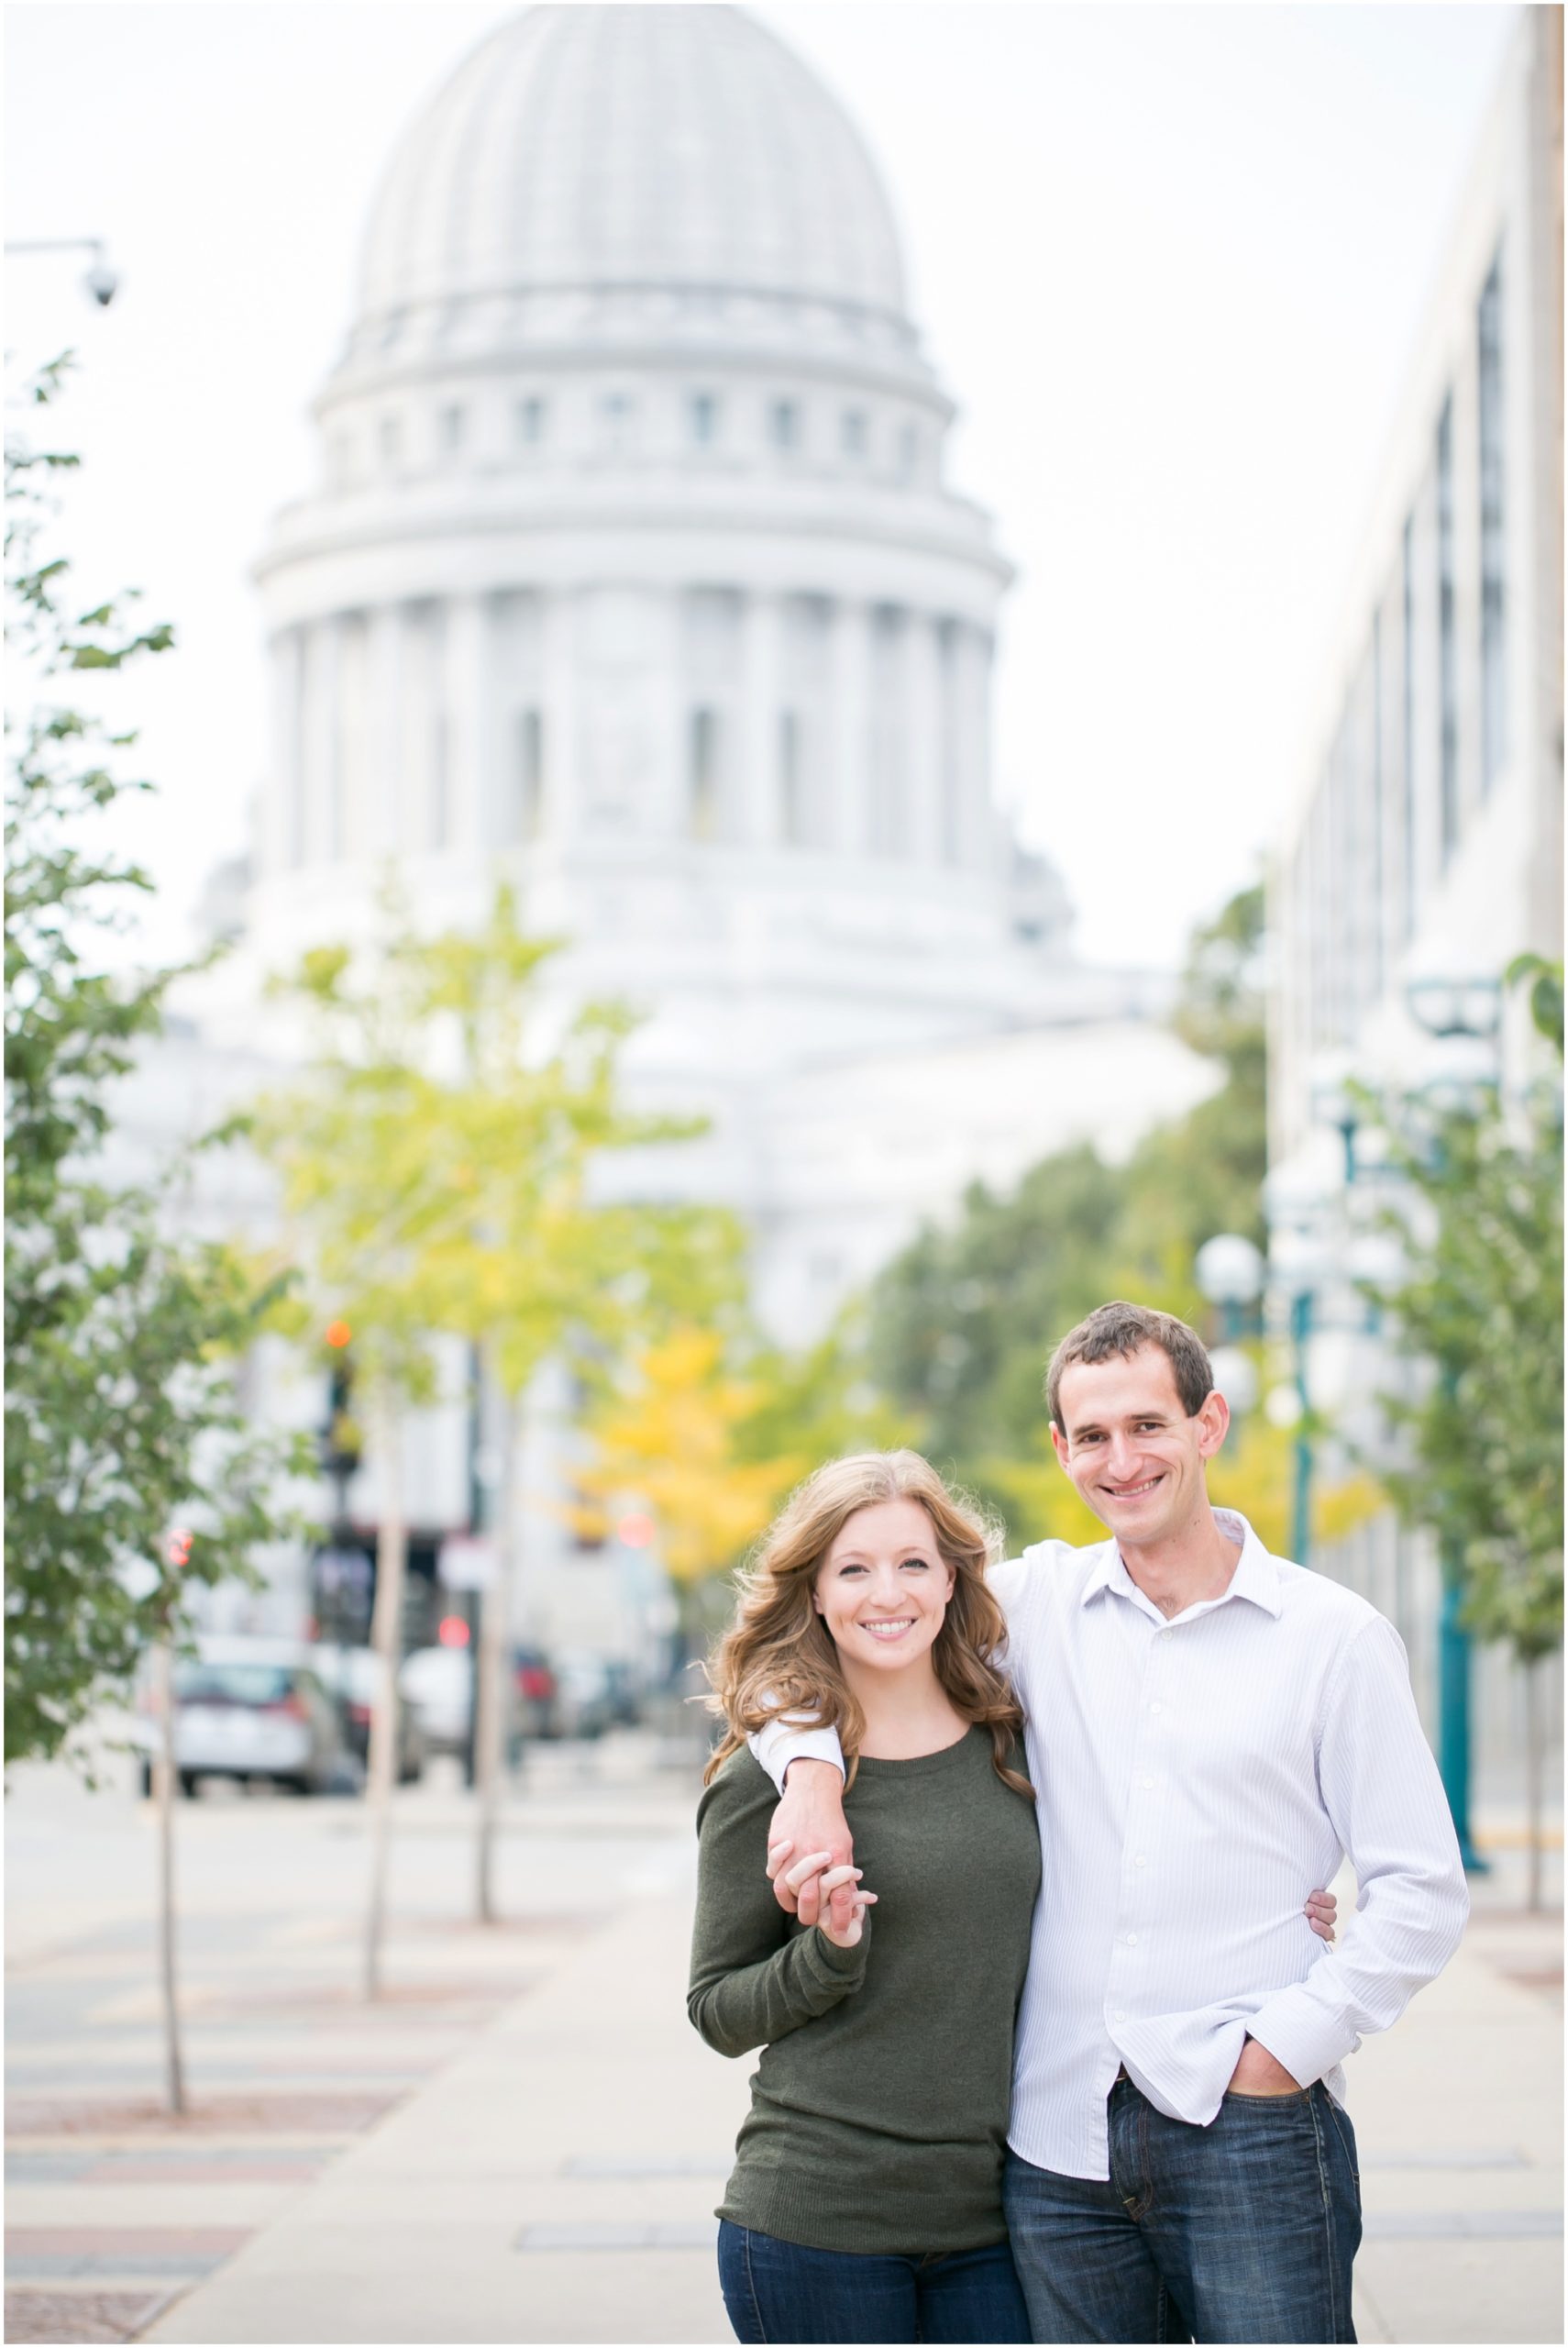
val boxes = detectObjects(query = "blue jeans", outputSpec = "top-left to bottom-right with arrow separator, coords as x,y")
1003,2077 -> 1361,2342
717,2218 -> 1031,2342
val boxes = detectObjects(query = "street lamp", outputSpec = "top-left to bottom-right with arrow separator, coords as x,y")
1406,975 -> 1502,1040
1264,1224 -> 1331,1568
6,235 -> 120,306
1403,974 -> 1502,1877
1194,1234 -> 1265,1339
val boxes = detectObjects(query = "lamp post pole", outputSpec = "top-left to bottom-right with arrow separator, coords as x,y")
1404,977 -> 1501,1876
1289,1288 -> 1313,1568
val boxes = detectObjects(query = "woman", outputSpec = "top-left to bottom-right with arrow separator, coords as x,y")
689,1450 -> 1039,2344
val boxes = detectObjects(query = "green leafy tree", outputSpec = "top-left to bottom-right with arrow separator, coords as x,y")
255,888 -> 740,1956
1367,960 -> 1564,1906
5,363 -> 309,2108
5,366 -> 304,1764
867,882 -> 1271,1523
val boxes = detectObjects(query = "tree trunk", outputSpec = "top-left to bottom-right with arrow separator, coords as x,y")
152,1635 -> 186,2114
364,1393 -> 407,1999
474,1385 -> 518,1925
1523,1656 -> 1543,1915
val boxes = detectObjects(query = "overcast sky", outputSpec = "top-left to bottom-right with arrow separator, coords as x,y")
6,1 -> 1516,970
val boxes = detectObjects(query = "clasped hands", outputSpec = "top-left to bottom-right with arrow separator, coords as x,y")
765,1761 -> 1328,2084
768,1842 -> 877,1949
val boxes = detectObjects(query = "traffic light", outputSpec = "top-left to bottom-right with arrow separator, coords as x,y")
320,1322 -> 361,1480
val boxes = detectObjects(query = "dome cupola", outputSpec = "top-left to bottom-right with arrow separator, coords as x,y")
343,5 -> 924,384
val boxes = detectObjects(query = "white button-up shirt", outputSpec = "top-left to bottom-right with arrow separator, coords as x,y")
756,1511 -> 1469,2181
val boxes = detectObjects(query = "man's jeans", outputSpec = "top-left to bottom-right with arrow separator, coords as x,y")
717,2218 -> 1030,2342
1003,2076 -> 1362,2343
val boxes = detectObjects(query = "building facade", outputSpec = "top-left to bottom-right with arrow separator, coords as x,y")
1267,9 -> 1563,1822
172,3 -> 1209,1658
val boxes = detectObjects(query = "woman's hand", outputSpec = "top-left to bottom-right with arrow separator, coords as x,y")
778,1849 -> 877,1949
1305,1888 -> 1337,1944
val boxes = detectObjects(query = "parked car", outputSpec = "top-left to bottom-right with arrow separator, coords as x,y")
398,1644 -> 474,1762
553,1649 -> 618,1741
601,1659 -> 644,1729
310,1644 -> 426,1783
512,1645 -> 559,1740
135,1636 -> 360,1798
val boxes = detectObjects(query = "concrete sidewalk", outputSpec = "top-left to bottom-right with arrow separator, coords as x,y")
142,1872 -> 1562,2348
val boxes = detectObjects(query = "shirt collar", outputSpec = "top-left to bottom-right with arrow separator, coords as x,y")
1080,1509 -> 1282,1619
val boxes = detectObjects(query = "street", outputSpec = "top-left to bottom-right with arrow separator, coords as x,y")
6,1735 -> 1562,2345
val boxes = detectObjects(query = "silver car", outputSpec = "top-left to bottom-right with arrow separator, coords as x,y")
136,1636 -> 360,1797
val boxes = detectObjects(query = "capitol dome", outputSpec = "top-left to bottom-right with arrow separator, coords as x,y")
250,0 -> 1048,1153
349,5 -> 914,372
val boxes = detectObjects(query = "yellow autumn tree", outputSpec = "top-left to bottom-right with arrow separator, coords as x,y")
574,1325 -> 812,1655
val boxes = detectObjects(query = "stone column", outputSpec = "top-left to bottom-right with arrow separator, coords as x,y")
444,593 -> 491,853
293,622 -> 326,869
647,589 -> 685,840
264,630 -> 303,876
830,598 -> 873,856
904,609 -> 944,865
364,604 -> 403,856
955,624 -> 997,870
541,589 -> 580,843
740,590 -> 783,847
316,617 -> 343,865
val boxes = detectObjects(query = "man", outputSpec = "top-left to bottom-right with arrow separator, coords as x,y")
757,1301 -> 1468,2344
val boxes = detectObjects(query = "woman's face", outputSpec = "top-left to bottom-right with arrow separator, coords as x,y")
812,1499 -> 955,1677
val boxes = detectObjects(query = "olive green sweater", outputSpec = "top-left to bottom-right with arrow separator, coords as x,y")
688,1727 -> 1041,2255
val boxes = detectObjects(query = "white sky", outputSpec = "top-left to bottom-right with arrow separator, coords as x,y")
6,0 -> 1517,970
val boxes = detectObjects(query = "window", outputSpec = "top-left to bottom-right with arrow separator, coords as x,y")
601,392 -> 635,451
898,423 -> 920,480
1477,248 -> 1506,793
842,409 -> 867,458
513,709 -> 545,840
516,396 -> 547,446
430,709 -> 450,849
690,708 -> 720,839
1368,618 -> 1384,1003
1401,515 -> 1417,937
779,710 -> 803,844
1436,396 -> 1458,866
770,399 -> 799,451
379,415 -> 403,470
689,392 -> 719,446
439,404 -> 466,455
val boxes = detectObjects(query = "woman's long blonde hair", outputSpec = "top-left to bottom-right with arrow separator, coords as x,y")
703,1450 -> 1032,1799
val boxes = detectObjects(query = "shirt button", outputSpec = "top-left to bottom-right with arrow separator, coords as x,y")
1141,1776 -> 1154,1790
1113,2010 -> 1127,2023
1134,1854 -> 1147,1867
1125,1933 -> 1138,1946
1150,1701 -> 1164,1715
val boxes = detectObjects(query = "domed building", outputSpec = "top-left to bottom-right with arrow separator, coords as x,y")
184,5 -> 1210,1650
248,4 -> 1059,1106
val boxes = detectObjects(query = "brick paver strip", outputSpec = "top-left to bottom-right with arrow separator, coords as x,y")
78,2158 -> 327,2184
7,2231 -> 254,2257
5,2091 -> 400,2136
5,2287 -> 174,2343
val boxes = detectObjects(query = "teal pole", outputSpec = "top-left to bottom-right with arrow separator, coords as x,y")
1289,1290 -> 1313,1567
1438,1545 -> 1490,1873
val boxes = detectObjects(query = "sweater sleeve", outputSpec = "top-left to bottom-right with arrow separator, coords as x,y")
688,1752 -> 870,2058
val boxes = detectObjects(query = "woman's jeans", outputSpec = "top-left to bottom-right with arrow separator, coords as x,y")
717,2218 -> 1031,2342
1003,2075 -> 1363,2343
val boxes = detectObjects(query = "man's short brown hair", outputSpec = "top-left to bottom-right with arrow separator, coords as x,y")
1045,1301 -> 1213,1429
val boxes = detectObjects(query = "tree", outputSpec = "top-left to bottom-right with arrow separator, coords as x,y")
5,362 -> 308,2107
255,890 -> 739,1957
867,883 -> 1273,1523
575,1315 -> 911,1677
1366,961 -> 1564,1907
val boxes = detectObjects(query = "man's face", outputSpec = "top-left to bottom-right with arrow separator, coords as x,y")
1050,1346 -> 1228,1545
